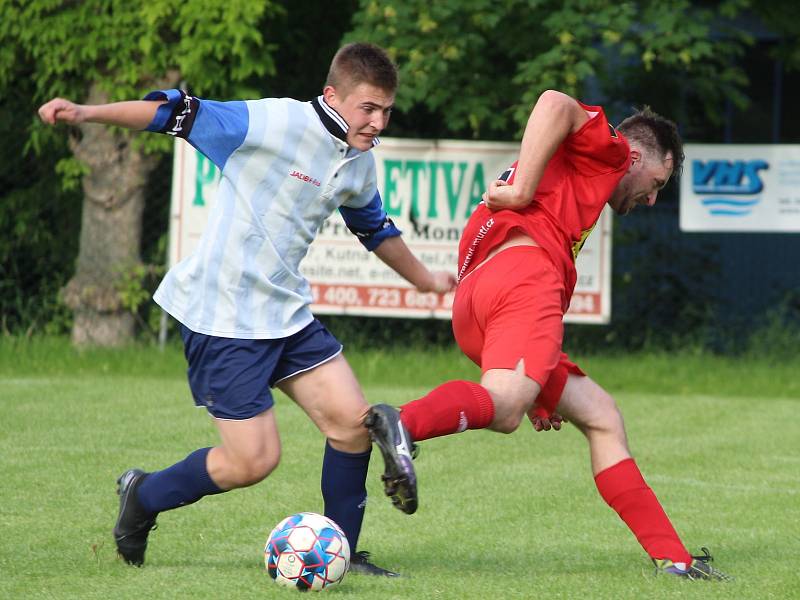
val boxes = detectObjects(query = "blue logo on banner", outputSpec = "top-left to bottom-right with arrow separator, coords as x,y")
692,159 -> 768,216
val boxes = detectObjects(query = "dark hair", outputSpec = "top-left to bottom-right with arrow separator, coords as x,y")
617,107 -> 684,176
325,43 -> 398,95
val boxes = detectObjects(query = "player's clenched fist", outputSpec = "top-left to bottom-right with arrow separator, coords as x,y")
38,98 -> 86,125
483,178 -> 532,212
427,271 -> 457,294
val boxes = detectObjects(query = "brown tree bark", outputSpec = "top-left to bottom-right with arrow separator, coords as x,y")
61,84 -> 159,347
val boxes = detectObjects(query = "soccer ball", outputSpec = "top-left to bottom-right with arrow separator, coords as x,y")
265,512 -> 350,591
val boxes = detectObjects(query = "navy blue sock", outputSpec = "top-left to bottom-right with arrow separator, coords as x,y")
137,447 -> 224,514
321,442 -> 370,554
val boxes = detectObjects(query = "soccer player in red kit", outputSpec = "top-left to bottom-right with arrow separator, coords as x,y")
366,90 -> 731,580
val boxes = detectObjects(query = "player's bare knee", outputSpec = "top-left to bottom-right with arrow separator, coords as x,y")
240,453 -> 280,486
491,412 -> 525,434
329,428 -> 369,450
488,394 -> 529,433
321,418 -> 370,452
482,365 -> 539,434
225,448 -> 281,487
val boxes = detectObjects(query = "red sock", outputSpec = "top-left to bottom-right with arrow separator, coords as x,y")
594,458 -> 692,564
399,380 -> 494,442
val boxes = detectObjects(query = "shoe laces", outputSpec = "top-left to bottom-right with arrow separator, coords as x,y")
689,547 -> 734,582
352,550 -> 371,563
690,546 -> 713,563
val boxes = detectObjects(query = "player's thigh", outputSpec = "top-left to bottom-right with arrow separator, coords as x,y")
277,353 -> 370,450
180,324 -> 280,420
473,247 -> 564,385
556,374 -> 625,436
269,319 -> 368,449
472,247 -> 563,419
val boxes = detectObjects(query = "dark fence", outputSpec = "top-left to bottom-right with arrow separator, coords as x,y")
593,186 -> 800,353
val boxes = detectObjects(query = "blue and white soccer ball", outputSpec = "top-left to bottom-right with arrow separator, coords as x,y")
265,512 -> 350,591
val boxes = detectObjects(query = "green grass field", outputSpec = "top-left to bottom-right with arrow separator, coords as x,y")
2,337 -> 799,599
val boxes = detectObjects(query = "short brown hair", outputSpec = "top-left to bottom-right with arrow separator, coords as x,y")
325,43 -> 398,95
618,107 -> 684,176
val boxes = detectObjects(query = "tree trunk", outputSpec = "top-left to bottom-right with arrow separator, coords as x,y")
62,84 -> 159,347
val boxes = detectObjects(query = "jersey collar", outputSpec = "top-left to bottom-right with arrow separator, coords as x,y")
311,95 -> 380,148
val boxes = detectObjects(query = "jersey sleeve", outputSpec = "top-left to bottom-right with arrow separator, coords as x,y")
563,103 -> 629,175
338,190 -> 402,251
143,89 -> 248,171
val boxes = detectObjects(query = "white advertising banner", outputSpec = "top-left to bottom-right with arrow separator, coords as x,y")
168,137 -> 612,323
680,144 -> 800,232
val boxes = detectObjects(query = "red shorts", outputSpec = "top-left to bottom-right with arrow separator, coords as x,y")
452,245 -> 584,415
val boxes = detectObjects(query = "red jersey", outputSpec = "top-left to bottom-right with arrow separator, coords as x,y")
457,102 -> 630,308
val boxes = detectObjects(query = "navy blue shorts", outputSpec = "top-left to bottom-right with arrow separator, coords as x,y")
179,319 -> 343,420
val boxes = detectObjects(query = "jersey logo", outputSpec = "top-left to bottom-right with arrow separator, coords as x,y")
289,170 -> 322,187
458,217 -> 494,281
608,123 -> 618,139
572,224 -> 596,260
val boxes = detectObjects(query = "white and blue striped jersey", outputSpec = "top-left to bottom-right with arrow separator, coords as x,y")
145,89 -> 400,339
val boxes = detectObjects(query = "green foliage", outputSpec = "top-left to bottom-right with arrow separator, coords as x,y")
0,0 -> 283,164
115,264 -> 160,315
113,262 -> 167,340
751,0 -> 800,71
54,156 -> 91,192
0,0 -> 280,101
349,0 -> 757,137
744,289 -> 800,359
0,63 -> 81,336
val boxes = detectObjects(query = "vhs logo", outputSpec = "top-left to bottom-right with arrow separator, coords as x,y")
692,159 -> 768,216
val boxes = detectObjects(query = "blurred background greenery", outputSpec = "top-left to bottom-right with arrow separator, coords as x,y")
1,0 -> 798,355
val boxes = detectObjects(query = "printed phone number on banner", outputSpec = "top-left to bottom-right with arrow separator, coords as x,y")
311,284 -> 454,312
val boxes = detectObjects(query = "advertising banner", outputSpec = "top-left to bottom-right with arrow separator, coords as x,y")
168,137 -> 612,323
680,144 -> 800,232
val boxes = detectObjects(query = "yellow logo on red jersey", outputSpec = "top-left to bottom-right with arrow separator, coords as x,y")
572,224 -> 596,260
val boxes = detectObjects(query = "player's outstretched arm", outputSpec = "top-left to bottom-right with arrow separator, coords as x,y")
485,90 -> 589,211
38,98 -> 164,130
373,236 -> 456,293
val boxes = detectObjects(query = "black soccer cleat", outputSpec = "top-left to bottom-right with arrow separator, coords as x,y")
364,404 -> 418,515
653,547 -> 733,581
113,469 -> 158,567
348,551 -> 401,577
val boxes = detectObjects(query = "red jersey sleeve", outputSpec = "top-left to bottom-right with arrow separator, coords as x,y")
563,103 -> 629,175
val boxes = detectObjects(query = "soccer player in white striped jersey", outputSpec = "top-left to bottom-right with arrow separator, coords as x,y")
39,43 -> 455,575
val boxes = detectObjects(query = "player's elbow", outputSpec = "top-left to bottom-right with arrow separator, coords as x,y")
536,89 -> 576,112
534,90 -> 586,132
